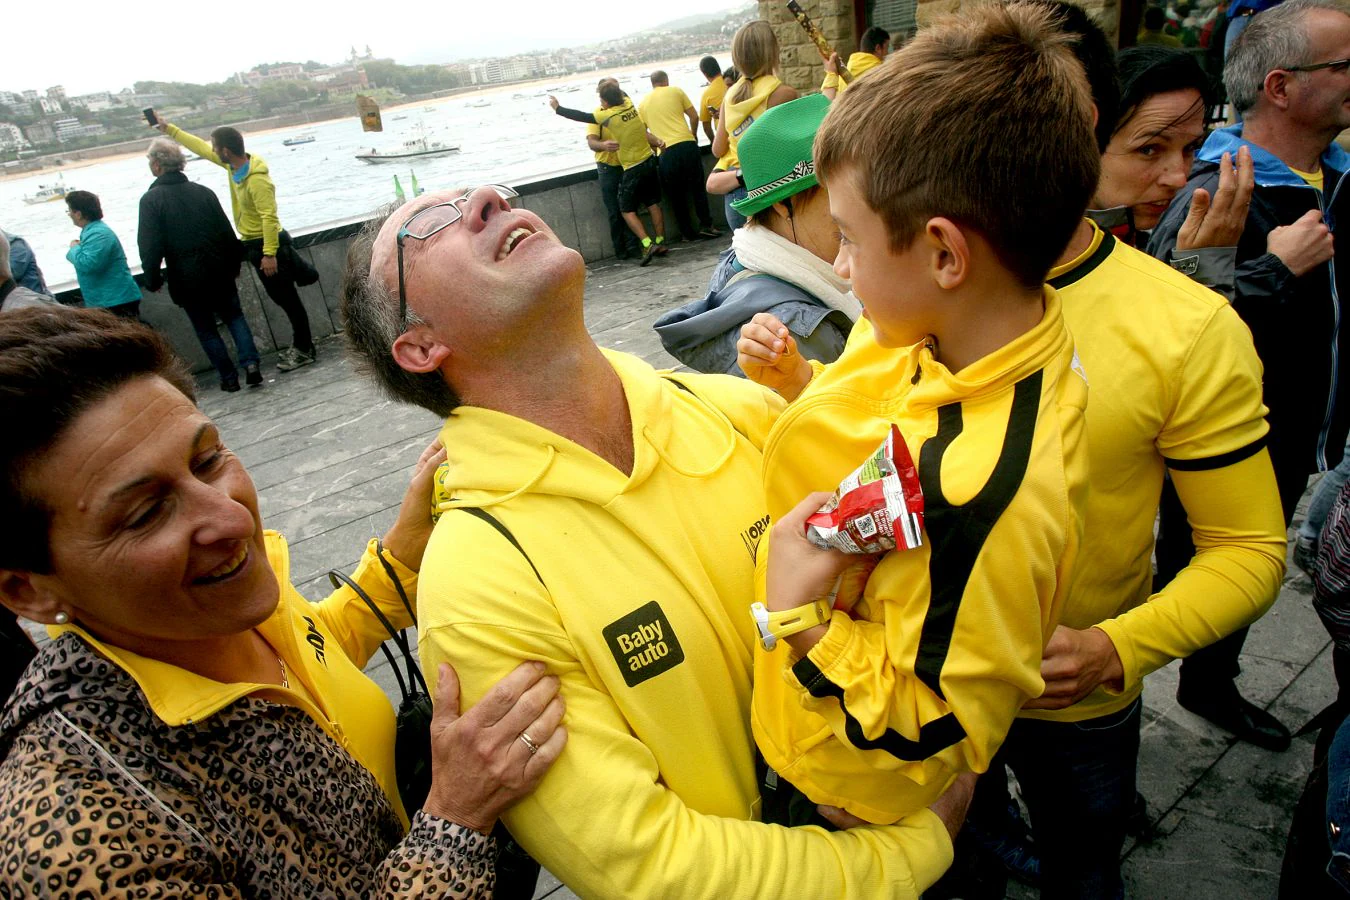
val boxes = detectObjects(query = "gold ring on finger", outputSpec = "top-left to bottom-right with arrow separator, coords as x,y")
518,731 -> 539,755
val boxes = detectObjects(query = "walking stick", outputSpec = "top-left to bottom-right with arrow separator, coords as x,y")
787,0 -> 854,84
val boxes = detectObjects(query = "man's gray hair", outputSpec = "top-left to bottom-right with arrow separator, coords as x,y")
339,207 -> 460,417
1226,0 -> 1350,113
0,229 -> 11,280
147,137 -> 186,172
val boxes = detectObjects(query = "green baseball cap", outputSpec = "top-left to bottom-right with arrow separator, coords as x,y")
731,93 -> 832,217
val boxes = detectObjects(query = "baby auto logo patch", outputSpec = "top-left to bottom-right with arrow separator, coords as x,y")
603,601 -> 685,687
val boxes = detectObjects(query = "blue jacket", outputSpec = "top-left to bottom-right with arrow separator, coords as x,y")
653,248 -> 852,376
7,235 -> 47,294
1149,124 -> 1350,479
65,219 -> 142,309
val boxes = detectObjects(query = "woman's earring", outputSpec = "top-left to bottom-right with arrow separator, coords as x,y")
54,611 -> 69,625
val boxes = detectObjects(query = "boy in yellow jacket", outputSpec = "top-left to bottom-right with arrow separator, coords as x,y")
741,4 -> 1099,827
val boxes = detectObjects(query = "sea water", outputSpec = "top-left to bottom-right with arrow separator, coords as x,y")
1,60 -> 715,286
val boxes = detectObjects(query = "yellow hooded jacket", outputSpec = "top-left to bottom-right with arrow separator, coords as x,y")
167,124 -> 283,257
417,350 -> 955,899
821,51 -> 884,95
754,288 -> 1089,825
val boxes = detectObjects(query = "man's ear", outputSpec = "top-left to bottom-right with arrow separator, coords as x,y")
924,217 -> 970,291
0,571 -> 62,625
392,327 -> 452,375
1262,69 -> 1294,110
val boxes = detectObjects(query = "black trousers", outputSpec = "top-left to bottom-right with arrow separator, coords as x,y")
658,141 -> 713,241
1155,436 -> 1310,685
597,163 -> 640,258
242,231 -> 314,353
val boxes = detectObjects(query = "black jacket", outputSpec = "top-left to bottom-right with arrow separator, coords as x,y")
1149,125 -> 1350,478
137,170 -> 242,306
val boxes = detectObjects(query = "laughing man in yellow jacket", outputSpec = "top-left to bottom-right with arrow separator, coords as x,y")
821,25 -> 891,100
741,6 -> 1097,828
341,185 -> 976,899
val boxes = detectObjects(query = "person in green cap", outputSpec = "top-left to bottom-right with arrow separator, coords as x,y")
653,93 -> 860,375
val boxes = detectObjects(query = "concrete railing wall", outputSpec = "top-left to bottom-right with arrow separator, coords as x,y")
52,151 -> 729,373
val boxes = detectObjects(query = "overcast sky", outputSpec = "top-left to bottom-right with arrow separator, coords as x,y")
2,0 -> 744,96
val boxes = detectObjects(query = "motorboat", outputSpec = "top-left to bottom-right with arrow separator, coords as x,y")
22,180 -> 72,205
283,132 -> 316,146
355,135 -> 460,163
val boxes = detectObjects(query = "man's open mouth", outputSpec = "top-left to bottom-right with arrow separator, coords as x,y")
497,226 -> 535,260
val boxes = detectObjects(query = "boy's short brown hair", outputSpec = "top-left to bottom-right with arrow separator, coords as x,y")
815,3 -> 1099,288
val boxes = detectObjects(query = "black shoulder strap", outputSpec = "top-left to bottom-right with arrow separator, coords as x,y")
457,507 -> 545,586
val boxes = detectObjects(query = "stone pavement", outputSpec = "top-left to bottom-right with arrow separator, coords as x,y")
173,236 -> 1335,897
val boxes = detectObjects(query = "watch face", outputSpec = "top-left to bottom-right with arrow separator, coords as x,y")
751,602 -> 777,651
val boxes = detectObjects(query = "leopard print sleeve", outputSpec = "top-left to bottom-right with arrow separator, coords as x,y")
376,811 -> 497,898
0,727 -> 242,898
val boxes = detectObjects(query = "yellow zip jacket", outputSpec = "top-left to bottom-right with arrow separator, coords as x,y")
821,51 -> 884,95
166,124 -> 283,256
417,350 -> 955,899
47,532 -> 418,823
754,288 -> 1089,825
1029,224 -> 1285,722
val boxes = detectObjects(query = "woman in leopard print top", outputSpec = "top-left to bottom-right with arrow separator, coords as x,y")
0,308 -> 567,897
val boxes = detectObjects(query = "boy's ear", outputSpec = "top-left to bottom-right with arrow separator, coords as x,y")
392,326 -> 452,375
924,217 -> 970,291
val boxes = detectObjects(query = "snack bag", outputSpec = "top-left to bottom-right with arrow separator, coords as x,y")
806,425 -> 925,555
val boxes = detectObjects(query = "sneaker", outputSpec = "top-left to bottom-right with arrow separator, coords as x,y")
654,239 -> 669,256
1294,533 -> 1319,575
245,363 -> 264,387
276,346 -> 316,372
640,242 -> 659,267
220,375 -> 241,393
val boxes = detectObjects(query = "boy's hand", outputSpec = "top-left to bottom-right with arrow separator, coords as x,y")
1022,625 -> 1124,710
766,492 -> 856,655
767,491 -> 853,614
737,313 -> 814,401
929,773 -> 978,843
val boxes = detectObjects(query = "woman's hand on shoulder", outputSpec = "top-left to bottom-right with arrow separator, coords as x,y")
421,661 -> 566,834
737,313 -> 814,402
1175,146 -> 1253,251
381,439 -> 447,571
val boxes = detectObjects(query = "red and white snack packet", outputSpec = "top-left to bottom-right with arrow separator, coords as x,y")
805,425 -> 925,555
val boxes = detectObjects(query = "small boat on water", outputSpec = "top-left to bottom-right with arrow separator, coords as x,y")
355,135 -> 460,163
465,98 -> 491,108
283,132 -> 316,146
23,180 -> 72,205
422,105 -> 436,112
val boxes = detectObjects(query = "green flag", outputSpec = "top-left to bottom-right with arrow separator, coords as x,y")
410,169 -> 422,197
393,174 -> 406,203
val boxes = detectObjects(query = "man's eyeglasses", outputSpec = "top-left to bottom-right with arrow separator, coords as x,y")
395,183 -> 519,328
1283,57 -> 1350,74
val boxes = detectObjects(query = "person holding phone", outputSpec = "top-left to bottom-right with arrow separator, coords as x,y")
148,110 -> 319,373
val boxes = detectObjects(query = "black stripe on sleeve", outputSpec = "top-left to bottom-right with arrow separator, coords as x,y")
1162,435 -> 1268,472
915,370 -> 1044,700
791,656 -> 968,760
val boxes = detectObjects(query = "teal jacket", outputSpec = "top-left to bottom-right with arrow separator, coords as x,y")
66,220 -> 142,308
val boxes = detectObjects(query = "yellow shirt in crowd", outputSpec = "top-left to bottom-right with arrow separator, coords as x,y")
700,77 -> 727,126
587,105 -> 620,167
639,85 -> 697,147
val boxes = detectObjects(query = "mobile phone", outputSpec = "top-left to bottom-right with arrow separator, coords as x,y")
143,108 -> 158,126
